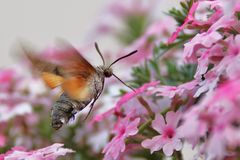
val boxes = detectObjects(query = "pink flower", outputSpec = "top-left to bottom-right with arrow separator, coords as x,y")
168,1 -> 199,43
204,131 -> 227,160
115,81 -> 159,112
180,78 -> 240,158
0,134 -> 6,147
0,69 -> 15,84
102,115 -> 140,160
194,71 -> 219,97
2,143 -> 74,160
194,50 -> 209,78
0,69 -> 16,92
194,43 -> 225,79
141,111 -> 182,156
107,0 -> 153,18
122,18 -> 176,63
91,81 -> 159,123
177,107 -> 207,147
120,35 -> 153,63
0,102 -> 32,122
94,0 -> 155,36
91,108 -> 115,124
208,14 -> 236,33
148,80 -> 198,98
183,31 -> 222,63
191,1 -> 223,29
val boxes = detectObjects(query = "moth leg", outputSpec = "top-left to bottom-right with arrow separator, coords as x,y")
84,81 -> 104,120
83,98 -> 96,121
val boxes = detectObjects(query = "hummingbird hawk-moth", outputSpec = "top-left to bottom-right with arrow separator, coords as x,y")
23,42 -> 137,130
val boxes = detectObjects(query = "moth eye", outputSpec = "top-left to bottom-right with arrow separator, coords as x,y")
104,69 -> 112,78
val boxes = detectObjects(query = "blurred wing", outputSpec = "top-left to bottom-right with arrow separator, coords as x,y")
22,42 -> 97,101
50,43 -> 97,101
55,42 -> 96,77
62,76 -> 92,101
41,72 -> 64,89
23,48 -> 60,74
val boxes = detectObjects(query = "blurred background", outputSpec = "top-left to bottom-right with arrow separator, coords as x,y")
1,0 -> 199,159
0,0 -> 178,67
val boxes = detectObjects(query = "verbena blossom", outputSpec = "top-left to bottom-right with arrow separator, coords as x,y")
95,0 -> 155,35
91,81 -> 159,123
148,80 -> 198,98
121,18 -> 176,63
0,102 -> 32,122
102,113 -> 140,160
180,79 -> 240,159
1,143 -> 74,160
3,0 -> 240,159
0,66 -> 52,123
183,31 -> 222,63
114,81 -> 159,112
168,1 -> 199,43
0,134 -> 6,147
142,111 -> 182,156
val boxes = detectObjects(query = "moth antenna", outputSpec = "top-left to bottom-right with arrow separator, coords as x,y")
95,42 -> 105,65
108,50 -> 137,68
112,73 -> 135,92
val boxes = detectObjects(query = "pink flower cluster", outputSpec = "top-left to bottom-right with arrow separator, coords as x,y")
2,0 -> 240,160
95,0 -> 240,159
0,143 -> 74,160
142,111 -> 182,156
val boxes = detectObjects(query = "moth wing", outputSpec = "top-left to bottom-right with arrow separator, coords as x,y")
23,47 -> 60,74
22,42 -> 97,94
54,41 -> 96,77
41,72 -> 64,89
22,46 -> 65,89
53,42 -> 99,100
62,76 -> 93,101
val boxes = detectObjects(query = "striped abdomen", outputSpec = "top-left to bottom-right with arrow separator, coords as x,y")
51,93 -> 91,130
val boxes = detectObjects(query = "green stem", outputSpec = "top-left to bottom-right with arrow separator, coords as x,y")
174,151 -> 183,160
137,96 -> 154,118
161,107 -> 170,116
138,118 -> 153,134
155,34 -> 195,59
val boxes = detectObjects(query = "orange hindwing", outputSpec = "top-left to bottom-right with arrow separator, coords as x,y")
23,41 -> 96,101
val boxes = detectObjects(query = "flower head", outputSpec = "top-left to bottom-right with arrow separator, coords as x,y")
2,143 -> 74,160
148,80 -> 198,98
142,111 -> 182,156
103,114 -> 140,160
91,81 -> 159,123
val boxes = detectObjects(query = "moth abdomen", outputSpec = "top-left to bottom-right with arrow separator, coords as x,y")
51,93 -> 91,130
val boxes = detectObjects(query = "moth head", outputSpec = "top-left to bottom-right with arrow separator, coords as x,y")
95,42 -> 137,90
103,67 -> 113,78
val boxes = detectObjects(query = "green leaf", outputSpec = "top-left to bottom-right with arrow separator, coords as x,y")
166,0 -> 194,26
117,14 -> 150,44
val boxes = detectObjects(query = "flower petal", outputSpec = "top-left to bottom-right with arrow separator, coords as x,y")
163,142 -> 174,156
141,135 -> 166,154
152,114 -> 165,134
3,143 -> 74,160
115,81 -> 159,112
173,138 -> 182,151
166,111 -> 181,128
126,118 -> 140,136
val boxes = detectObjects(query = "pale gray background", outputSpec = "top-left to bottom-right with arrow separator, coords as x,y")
0,0 -> 179,67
